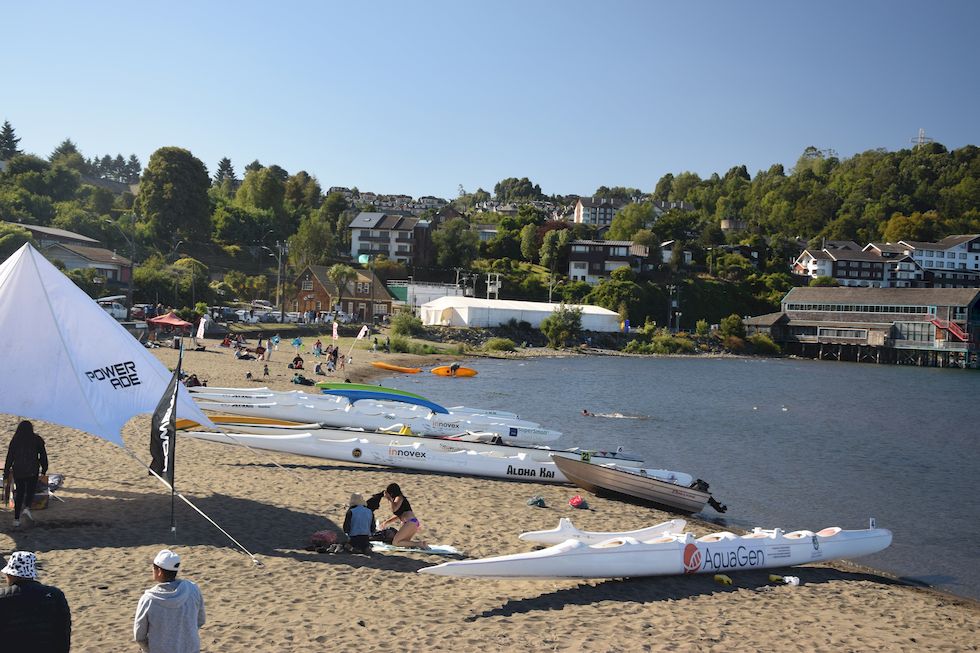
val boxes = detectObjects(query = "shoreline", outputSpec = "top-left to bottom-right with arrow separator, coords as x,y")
1,335 -> 977,651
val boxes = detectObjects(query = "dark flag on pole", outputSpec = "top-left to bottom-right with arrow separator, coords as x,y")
149,356 -> 181,486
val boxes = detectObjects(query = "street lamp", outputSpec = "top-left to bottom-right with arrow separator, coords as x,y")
105,213 -> 137,320
262,241 -> 288,323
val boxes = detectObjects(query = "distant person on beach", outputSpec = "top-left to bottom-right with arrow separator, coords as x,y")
380,483 -> 427,549
184,374 -> 202,388
343,493 -> 373,553
4,420 -> 48,527
384,336 -> 390,354
134,550 -> 205,653
263,364 -> 270,377
0,551 -> 71,652
290,355 -> 304,370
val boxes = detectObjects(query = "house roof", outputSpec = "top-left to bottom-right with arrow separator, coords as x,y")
572,240 -> 635,247
823,240 -> 861,250
43,242 -> 131,266
348,211 -> 419,231
15,223 -> 99,244
798,249 -> 832,261
576,197 -> 627,209
865,242 -> 908,254
744,312 -> 787,327
782,286 -> 980,306
824,249 -> 887,263
899,235 -> 980,251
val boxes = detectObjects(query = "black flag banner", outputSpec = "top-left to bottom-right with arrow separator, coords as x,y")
149,358 -> 181,485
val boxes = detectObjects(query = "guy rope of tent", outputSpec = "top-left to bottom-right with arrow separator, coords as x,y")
0,244 -> 257,564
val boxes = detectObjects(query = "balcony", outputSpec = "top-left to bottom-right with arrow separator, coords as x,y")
359,235 -> 391,243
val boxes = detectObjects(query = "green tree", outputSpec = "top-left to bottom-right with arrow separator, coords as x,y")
213,157 -> 237,186
290,214 -> 336,267
809,275 -> 839,287
607,202 -> 655,240
519,223 -> 538,261
284,170 -> 322,214
136,147 -> 212,244
0,222 -> 33,260
594,186 -> 641,203
327,263 -> 357,314
0,121 -> 22,160
493,177 -> 544,202
719,313 -> 746,339
539,304 -> 583,348
432,218 -> 479,268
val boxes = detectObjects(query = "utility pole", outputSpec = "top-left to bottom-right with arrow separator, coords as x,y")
262,241 -> 288,322
105,212 -> 137,320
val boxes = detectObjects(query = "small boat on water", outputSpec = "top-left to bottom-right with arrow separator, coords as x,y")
519,518 -> 687,545
431,365 -> 477,377
371,361 -> 421,374
420,523 -> 893,579
552,455 -> 727,514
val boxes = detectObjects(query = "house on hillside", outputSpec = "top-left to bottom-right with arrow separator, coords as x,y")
42,242 -> 132,285
348,212 -> 419,265
290,265 -> 395,322
567,240 -> 650,284
897,235 -> 980,288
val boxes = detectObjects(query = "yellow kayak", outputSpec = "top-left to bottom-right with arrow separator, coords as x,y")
431,365 -> 477,377
176,415 -> 312,430
371,361 -> 422,374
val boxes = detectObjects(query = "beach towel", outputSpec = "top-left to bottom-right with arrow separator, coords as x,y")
371,542 -> 461,556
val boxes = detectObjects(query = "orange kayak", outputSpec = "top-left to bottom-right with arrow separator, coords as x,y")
431,365 -> 477,377
371,361 -> 422,374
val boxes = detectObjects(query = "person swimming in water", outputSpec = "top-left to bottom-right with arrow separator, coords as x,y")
582,409 -> 593,416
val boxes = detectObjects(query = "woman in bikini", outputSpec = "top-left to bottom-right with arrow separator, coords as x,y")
380,483 -> 427,549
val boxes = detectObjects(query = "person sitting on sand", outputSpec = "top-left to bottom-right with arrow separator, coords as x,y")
314,361 -> 325,375
379,483 -> 427,549
220,336 -> 232,347
235,349 -> 255,361
291,355 -> 304,370
343,493 -> 373,554
184,374 -> 202,388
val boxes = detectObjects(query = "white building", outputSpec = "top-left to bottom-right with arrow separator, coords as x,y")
898,235 -> 980,287
419,296 -> 621,332
348,212 -> 418,265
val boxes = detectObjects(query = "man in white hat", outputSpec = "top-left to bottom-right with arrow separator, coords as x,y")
133,549 -> 206,653
0,550 -> 71,652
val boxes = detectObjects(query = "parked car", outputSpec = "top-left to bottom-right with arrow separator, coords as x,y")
234,309 -> 260,324
97,296 -> 128,320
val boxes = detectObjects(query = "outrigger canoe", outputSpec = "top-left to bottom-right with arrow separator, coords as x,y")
419,523 -> 893,579
519,518 -> 687,545
371,361 -> 421,374
553,455 -> 726,514
431,365 -> 477,377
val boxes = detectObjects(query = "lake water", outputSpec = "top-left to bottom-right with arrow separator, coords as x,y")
384,355 -> 980,600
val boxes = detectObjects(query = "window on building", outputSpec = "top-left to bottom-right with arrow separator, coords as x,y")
301,279 -> 313,291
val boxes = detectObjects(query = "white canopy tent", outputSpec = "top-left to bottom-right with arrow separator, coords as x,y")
0,244 -> 214,445
419,296 -> 621,332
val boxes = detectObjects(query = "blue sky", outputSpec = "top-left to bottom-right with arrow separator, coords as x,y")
5,1 -> 978,199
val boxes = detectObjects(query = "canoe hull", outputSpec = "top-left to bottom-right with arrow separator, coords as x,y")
553,455 -> 709,514
371,361 -> 421,374
519,518 -> 687,545
185,430 -> 569,484
420,527 -> 893,579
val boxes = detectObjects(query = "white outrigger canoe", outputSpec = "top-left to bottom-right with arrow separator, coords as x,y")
419,524 -> 892,579
192,422 -> 649,469
183,428 -> 686,485
191,389 -> 561,445
519,518 -> 687,545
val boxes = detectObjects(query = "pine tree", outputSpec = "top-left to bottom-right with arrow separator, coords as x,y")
125,154 -> 142,183
0,120 -> 22,160
213,157 -> 237,185
49,138 -> 80,162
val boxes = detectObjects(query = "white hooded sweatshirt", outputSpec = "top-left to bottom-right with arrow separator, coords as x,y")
134,579 -> 206,653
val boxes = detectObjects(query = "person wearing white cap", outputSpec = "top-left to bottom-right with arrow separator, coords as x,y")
0,550 -> 71,652
133,549 -> 206,653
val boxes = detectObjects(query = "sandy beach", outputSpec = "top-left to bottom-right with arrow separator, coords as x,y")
1,335 -> 977,652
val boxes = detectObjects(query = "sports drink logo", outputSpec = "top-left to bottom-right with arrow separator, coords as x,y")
682,543 -> 702,573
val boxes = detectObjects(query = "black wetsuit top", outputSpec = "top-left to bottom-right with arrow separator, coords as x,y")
393,496 -> 413,516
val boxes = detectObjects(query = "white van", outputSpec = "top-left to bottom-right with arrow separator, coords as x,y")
97,295 -> 128,320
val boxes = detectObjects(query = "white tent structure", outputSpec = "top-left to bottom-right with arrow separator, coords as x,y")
419,296 -> 621,332
0,244 -> 214,445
